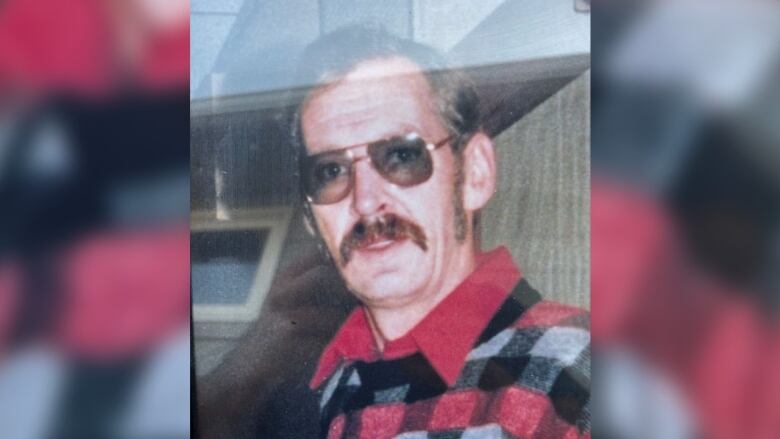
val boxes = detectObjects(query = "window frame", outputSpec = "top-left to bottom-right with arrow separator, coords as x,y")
191,207 -> 293,322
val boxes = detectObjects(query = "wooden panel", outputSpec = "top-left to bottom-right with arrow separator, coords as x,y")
481,71 -> 590,308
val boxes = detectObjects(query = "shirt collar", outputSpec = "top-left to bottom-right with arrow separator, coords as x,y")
310,246 -> 521,389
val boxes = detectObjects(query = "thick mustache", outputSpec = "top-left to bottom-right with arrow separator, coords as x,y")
339,213 -> 427,265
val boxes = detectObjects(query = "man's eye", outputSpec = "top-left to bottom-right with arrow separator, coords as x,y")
386,146 -> 422,165
314,162 -> 345,182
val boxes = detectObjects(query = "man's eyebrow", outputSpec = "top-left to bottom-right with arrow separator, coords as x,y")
309,131 -> 421,156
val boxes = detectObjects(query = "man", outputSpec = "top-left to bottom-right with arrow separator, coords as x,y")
292,26 -> 590,438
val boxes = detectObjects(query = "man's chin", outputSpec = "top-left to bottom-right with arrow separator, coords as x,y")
349,274 -> 420,308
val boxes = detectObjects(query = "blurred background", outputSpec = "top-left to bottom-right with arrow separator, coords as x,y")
190,0 -> 589,437
0,0 -> 190,438
592,0 -> 780,438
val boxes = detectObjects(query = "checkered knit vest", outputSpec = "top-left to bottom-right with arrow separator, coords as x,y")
315,280 -> 591,438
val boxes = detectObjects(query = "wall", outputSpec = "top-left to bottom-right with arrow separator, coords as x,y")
483,71 -> 590,308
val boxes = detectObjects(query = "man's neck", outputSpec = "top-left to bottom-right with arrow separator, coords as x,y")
365,248 -> 477,349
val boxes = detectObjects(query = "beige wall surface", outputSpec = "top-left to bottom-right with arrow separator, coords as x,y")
482,71 -> 590,308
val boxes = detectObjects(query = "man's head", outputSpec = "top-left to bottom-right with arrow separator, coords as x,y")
293,26 -> 497,311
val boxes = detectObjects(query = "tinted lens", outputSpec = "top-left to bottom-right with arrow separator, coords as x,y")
302,134 -> 438,205
303,153 -> 352,204
368,135 -> 432,187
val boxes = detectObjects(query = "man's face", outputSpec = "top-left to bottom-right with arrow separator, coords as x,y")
301,57 -> 467,310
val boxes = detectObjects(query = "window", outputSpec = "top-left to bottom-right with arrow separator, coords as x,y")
191,208 -> 292,321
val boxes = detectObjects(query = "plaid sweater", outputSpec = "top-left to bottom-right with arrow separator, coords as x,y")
313,278 -> 591,438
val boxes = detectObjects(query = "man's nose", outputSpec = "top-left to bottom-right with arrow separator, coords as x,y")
350,159 -> 387,216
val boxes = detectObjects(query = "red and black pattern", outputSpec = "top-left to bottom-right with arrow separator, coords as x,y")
316,280 -> 591,438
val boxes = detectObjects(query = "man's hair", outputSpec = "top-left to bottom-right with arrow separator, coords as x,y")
290,24 -> 481,157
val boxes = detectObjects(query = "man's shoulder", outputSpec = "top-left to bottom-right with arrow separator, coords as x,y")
468,295 -> 590,373
484,278 -> 590,368
514,299 -> 590,331
502,298 -> 591,373
461,297 -> 591,433
467,277 -> 590,377
509,299 -> 590,386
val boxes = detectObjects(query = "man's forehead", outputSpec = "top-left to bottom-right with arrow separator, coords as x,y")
338,56 -> 427,81
301,56 -> 443,152
306,56 -> 433,107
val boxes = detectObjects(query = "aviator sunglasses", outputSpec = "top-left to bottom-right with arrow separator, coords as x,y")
301,132 -> 452,205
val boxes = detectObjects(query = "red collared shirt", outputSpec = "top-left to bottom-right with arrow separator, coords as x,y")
310,247 -> 591,438
310,246 -> 521,389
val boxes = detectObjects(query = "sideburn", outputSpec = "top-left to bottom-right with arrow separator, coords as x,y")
453,153 -> 467,243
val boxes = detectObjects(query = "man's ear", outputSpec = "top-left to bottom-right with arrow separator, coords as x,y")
461,131 -> 497,212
